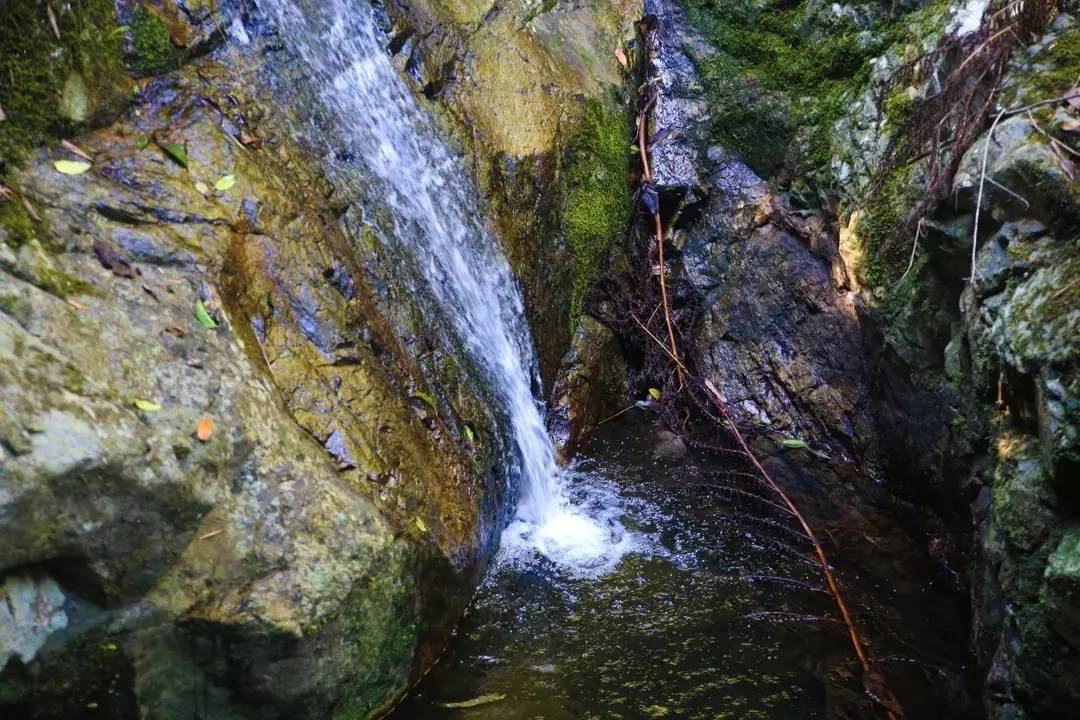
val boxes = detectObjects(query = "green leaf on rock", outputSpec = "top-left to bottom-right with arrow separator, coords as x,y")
214,174 -> 236,191
195,299 -> 219,329
134,399 -> 161,412
411,391 -> 437,411
414,517 -> 428,533
780,438 -> 807,450
440,694 -> 506,709
53,160 -> 91,175
648,387 -> 662,401
161,142 -> 189,168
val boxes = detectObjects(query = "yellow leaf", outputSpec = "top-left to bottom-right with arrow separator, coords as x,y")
214,174 -> 236,191
134,399 -> 161,412
414,517 -> 428,533
648,388 -> 662,401
53,160 -> 92,176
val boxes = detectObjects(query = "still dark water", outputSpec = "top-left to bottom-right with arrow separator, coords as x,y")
391,415 -> 970,719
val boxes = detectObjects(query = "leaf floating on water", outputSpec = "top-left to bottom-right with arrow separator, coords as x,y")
195,299 -> 219,329
648,387 -> 662,401
414,517 -> 428,533
161,142 -> 189,168
614,46 -> 628,68
134,399 -> 161,412
439,693 -> 506,709
214,174 -> 236,191
780,438 -> 807,450
53,160 -> 92,176
196,418 -> 213,442
60,139 -> 93,162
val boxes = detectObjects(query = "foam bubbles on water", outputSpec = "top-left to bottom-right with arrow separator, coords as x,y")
497,464 -> 642,577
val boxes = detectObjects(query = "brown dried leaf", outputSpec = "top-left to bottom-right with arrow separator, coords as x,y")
60,139 -> 93,162
614,46 -> 628,68
20,197 -> 41,222
92,239 -> 137,279
239,131 -> 262,149
46,4 -> 60,40
164,325 -> 187,338
66,298 -> 90,311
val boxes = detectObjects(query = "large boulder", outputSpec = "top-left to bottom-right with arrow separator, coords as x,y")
1,37 -> 504,720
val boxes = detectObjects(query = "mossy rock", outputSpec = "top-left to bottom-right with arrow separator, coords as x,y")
0,0 -> 131,166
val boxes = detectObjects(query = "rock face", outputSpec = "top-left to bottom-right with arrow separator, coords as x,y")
1,6 -> 507,718
382,0 -> 637,386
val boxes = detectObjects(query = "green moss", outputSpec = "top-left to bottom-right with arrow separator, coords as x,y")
0,197 -> 36,248
0,0 -> 131,166
684,0 -> 895,183
1026,25 -> 1080,100
854,164 -> 921,288
563,99 -> 630,327
129,7 -> 181,77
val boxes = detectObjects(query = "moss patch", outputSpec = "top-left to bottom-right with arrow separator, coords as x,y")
129,6 -> 182,77
563,98 -> 630,327
0,0 -> 130,166
684,0 -> 895,184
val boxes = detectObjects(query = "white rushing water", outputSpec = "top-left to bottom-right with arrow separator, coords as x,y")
246,0 -> 636,573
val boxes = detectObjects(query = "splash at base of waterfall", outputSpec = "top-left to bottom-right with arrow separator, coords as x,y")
496,464 -> 642,577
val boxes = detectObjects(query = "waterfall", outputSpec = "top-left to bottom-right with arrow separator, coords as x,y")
243,0 -> 634,572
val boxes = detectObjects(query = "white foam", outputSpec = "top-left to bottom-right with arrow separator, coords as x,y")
497,465 -> 642,577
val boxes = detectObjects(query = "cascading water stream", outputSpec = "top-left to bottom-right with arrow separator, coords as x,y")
243,0 -> 635,572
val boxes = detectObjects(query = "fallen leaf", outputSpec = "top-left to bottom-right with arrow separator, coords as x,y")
161,141 -> 189,168
1067,87 -> 1080,114
239,130 -> 261,149
464,425 -> 475,443
411,391 -> 437,411
53,159 -> 92,175
194,180 -> 209,195
164,325 -> 186,338
135,136 -> 150,150
66,298 -> 89,311
780,438 -> 807,450
196,418 -> 213,442
195,299 -> 219,328
439,694 -> 506,709
20,197 -> 41,222
92,239 -> 137,279
614,46 -> 628,68
214,174 -> 236,191
60,139 -> 93,162
648,387 -> 663,401
46,4 -> 60,39
134,399 -> 161,412
414,517 -> 428,533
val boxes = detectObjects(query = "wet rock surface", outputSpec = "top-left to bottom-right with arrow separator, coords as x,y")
1,32 -> 504,720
